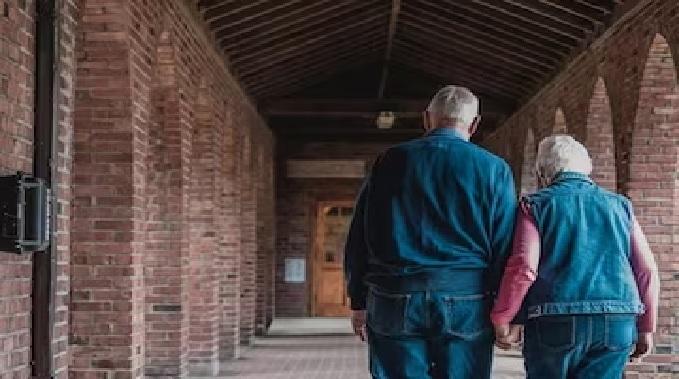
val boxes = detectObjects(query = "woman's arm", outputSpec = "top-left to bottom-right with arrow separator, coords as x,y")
490,201 -> 541,326
629,215 -> 660,333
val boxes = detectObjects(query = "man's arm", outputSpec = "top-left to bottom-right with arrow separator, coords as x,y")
488,164 -> 518,293
344,178 -> 371,310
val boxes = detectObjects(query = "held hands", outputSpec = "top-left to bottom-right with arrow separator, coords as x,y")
351,310 -> 368,342
631,332 -> 653,359
494,324 -> 524,350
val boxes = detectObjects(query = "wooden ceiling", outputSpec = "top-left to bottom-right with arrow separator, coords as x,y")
194,0 -> 633,140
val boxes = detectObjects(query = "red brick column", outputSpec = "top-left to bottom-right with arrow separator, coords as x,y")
219,112 -> 242,359
585,78 -> 617,192
239,127 -> 257,345
265,151 -> 276,330
187,82 -> 220,375
144,29 -> 191,377
71,1 -> 148,377
255,140 -> 276,335
625,34 -> 679,376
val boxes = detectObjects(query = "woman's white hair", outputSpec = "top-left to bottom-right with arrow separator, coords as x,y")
536,135 -> 593,182
426,85 -> 479,125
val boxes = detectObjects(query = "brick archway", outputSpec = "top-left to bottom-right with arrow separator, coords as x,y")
553,107 -> 568,134
628,33 -> 679,367
585,78 -> 617,192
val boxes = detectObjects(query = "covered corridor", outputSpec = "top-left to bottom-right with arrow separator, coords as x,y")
0,0 -> 678,378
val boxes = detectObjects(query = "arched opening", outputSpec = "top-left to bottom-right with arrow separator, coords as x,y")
553,107 -> 568,134
520,127 -> 538,195
628,33 -> 679,355
585,78 -> 617,191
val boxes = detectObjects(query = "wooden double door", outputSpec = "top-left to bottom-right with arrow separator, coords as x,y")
312,201 -> 354,317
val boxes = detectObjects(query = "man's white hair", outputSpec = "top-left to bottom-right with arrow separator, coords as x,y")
426,85 -> 479,125
536,135 -> 593,182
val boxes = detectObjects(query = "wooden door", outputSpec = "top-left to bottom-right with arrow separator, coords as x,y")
313,202 -> 354,317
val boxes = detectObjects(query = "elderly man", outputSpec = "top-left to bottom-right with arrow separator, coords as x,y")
492,135 -> 659,378
344,86 -> 517,378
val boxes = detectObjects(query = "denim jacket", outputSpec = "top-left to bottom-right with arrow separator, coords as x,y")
522,172 -> 644,318
344,128 -> 517,310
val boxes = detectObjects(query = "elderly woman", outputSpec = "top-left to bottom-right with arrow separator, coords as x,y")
491,135 -> 659,378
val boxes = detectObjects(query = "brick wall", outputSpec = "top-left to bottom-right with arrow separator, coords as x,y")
254,130 -> 276,336
218,114 -> 241,360
0,1 -> 77,377
239,128 -> 256,346
144,25 -> 191,378
0,1 -> 35,377
71,0 -> 275,377
481,0 -> 679,375
275,141 -> 391,316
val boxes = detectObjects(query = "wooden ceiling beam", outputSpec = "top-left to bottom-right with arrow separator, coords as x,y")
399,14 -> 559,68
470,0 -> 587,41
391,43 -> 534,93
197,0 -> 234,12
397,23 -> 551,76
392,54 -> 528,99
401,6 -> 562,64
409,0 -> 569,57
574,0 -> 615,14
387,61 -> 521,105
237,29 -> 384,77
214,0 -> 339,42
262,98 -> 513,118
437,0 -> 576,50
229,5 -> 389,61
251,56 -> 381,99
210,0 -> 306,35
239,38 -> 381,85
392,51 -> 529,99
536,0 -> 608,23
274,127 -> 424,138
232,12 -> 387,68
504,0 -> 601,30
377,0 -> 401,99
221,0 -> 380,50
244,48 -> 380,93
203,0 -> 267,22
391,37 -> 540,85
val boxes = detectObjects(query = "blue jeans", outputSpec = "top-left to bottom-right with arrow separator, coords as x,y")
523,314 -> 637,379
366,287 -> 493,379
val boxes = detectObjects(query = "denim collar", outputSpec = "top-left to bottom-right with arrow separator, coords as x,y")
427,128 -> 468,140
551,171 -> 593,186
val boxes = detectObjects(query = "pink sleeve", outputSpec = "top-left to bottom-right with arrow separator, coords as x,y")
490,201 -> 541,326
630,215 -> 660,333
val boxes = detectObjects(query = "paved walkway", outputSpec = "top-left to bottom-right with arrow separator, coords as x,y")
210,318 -> 525,378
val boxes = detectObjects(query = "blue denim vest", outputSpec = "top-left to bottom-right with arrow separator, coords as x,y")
522,172 -> 644,318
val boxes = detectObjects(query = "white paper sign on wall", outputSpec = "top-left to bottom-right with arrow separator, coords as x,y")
284,258 -> 306,283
